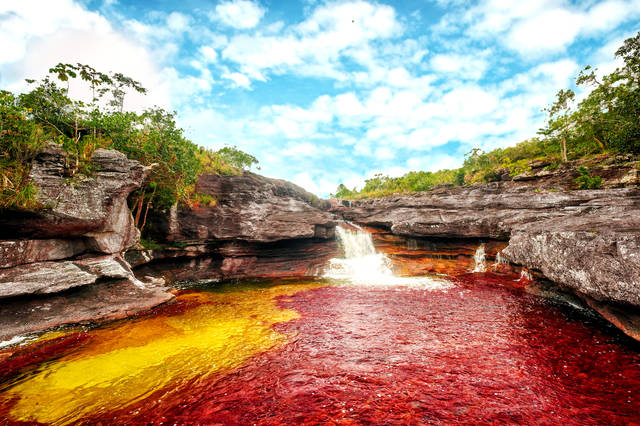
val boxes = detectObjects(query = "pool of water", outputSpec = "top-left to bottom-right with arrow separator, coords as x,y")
1,274 -> 639,424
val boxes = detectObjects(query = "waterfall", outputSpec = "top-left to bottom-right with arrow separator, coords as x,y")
494,251 -> 507,266
519,268 -> 533,282
472,244 -> 486,272
324,225 -> 451,290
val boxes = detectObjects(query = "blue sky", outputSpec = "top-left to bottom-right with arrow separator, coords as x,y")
1,0 -> 638,196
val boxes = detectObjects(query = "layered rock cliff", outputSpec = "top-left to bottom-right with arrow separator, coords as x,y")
332,173 -> 640,339
129,172 -> 338,281
0,144 -> 173,340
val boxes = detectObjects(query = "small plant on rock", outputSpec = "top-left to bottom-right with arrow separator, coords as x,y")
574,166 -> 603,189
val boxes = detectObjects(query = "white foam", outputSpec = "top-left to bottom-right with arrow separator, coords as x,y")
323,226 -> 453,290
0,335 -> 29,349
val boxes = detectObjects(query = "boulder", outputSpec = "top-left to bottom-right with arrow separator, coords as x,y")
0,255 -> 138,299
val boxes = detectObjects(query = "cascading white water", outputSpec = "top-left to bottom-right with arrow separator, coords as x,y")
519,268 -> 533,281
494,251 -> 506,266
323,225 -> 451,290
472,244 -> 486,272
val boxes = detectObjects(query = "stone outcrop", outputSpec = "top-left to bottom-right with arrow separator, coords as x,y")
0,278 -> 173,341
361,226 -> 508,276
334,178 -> 640,339
0,144 -> 173,340
0,255 -> 141,299
134,172 -> 339,282
502,211 -> 640,306
165,172 -> 335,242
333,183 -> 639,240
0,144 -> 147,255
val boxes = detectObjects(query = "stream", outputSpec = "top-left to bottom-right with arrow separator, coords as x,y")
1,227 -> 640,424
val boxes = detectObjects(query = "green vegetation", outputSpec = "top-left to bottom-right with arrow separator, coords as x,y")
334,32 -> 640,199
574,166 -> 603,190
0,62 -> 257,235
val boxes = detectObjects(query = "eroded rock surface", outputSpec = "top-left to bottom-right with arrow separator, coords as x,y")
0,145 -> 173,342
334,183 -> 639,240
0,143 -> 146,254
0,279 -> 174,341
132,172 -> 340,283
502,211 -> 640,306
335,181 -> 640,339
166,172 -> 335,242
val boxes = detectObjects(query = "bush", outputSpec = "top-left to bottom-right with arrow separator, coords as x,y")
1,63 -> 259,243
574,166 -> 603,189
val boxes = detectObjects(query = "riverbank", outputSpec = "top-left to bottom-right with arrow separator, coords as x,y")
0,146 -> 638,343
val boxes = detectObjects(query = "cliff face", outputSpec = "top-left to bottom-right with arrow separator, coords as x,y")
333,177 -> 640,339
166,172 -> 335,242
130,171 -> 338,281
0,144 -> 173,340
0,151 -> 340,342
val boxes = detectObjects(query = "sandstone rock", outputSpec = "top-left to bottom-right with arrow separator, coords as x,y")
0,255 -> 136,299
502,211 -> 640,306
334,185 -> 639,240
133,238 -> 339,283
0,239 -> 86,269
165,172 -> 335,243
0,262 -> 96,298
0,144 -> 147,254
0,278 -> 174,341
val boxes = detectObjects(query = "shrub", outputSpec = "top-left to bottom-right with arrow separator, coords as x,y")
574,166 -> 603,189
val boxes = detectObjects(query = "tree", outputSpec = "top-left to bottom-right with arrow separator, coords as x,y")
215,146 -> 259,170
540,89 -> 575,162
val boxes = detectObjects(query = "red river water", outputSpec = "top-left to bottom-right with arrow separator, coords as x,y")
1,228 -> 639,424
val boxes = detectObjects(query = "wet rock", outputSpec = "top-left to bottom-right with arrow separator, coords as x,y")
361,226 -> 509,276
0,279 -> 174,341
336,182 -> 640,337
133,238 -> 339,283
130,172 -> 340,284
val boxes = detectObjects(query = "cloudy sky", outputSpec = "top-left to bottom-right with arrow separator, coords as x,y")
1,0 -> 638,196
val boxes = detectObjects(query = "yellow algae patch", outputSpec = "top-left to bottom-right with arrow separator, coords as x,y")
1,282 -> 319,425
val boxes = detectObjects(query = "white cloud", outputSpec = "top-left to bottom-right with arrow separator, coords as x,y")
221,0 -> 403,83
292,172 -> 338,197
222,71 -> 251,88
430,53 -> 488,80
0,0 -> 111,65
0,2 -> 171,110
165,12 -> 190,32
199,46 -> 218,63
444,0 -> 640,56
505,8 -> 582,54
211,0 -> 265,30
406,154 -> 461,171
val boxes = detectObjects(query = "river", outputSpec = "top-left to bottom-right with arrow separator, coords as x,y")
1,227 -> 639,424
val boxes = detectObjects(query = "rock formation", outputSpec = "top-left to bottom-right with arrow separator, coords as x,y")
129,171 -> 338,281
0,144 -> 173,339
332,174 -> 640,340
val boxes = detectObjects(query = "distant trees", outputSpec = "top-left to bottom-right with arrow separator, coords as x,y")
540,32 -> 640,158
334,32 -> 640,199
540,89 -> 575,162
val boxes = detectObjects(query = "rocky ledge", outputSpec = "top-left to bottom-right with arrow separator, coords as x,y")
0,144 -> 174,340
130,171 -> 338,281
333,175 -> 640,340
